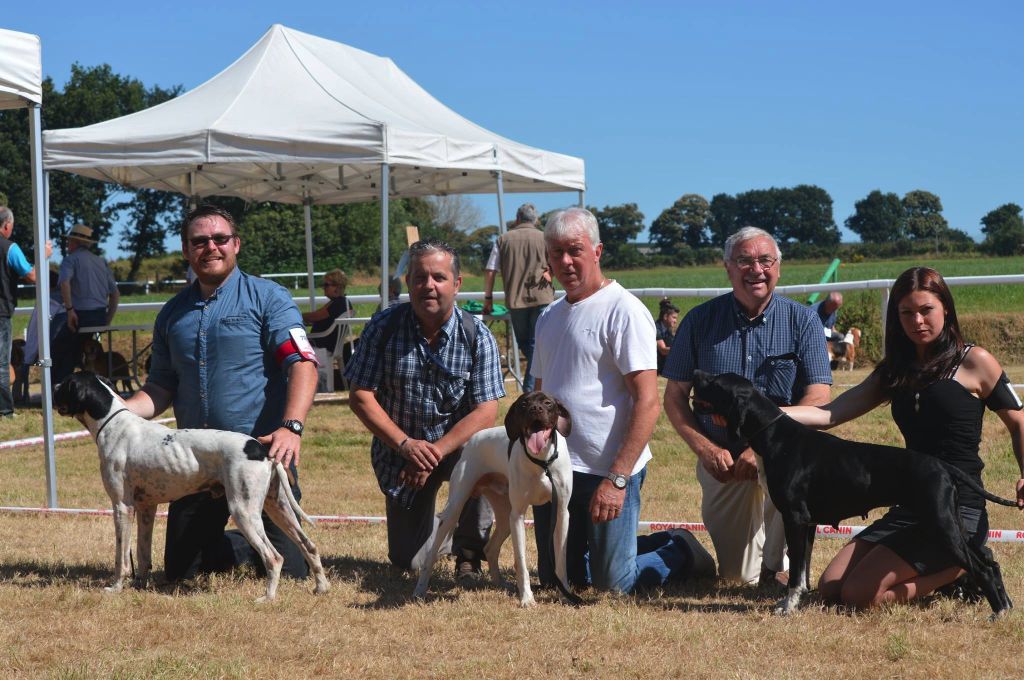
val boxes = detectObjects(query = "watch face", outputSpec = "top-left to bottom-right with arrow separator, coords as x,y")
611,474 -> 626,489
284,420 -> 303,435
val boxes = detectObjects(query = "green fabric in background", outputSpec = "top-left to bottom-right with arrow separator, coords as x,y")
461,300 -> 508,315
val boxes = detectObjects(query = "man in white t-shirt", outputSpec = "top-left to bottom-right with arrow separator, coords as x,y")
531,207 -> 713,593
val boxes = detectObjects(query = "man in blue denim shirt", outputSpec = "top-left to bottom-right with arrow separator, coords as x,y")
346,239 -> 505,576
664,226 -> 832,585
126,205 -> 318,582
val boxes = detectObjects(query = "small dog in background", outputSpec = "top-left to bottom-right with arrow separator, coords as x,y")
828,327 -> 861,371
81,337 -> 134,393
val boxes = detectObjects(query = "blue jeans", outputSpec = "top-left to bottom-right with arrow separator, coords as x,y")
0,316 -> 12,415
533,467 -> 692,593
508,305 -> 546,392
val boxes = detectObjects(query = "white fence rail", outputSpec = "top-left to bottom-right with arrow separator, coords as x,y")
14,273 -> 1024,320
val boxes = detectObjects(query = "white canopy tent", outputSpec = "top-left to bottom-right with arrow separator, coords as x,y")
43,24 -> 586,309
0,27 -> 57,506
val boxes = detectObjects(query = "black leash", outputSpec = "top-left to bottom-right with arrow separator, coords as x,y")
511,434 -> 583,605
95,408 -> 129,439
743,411 -> 786,442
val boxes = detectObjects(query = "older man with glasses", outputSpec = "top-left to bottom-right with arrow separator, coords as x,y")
662,226 -> 832,586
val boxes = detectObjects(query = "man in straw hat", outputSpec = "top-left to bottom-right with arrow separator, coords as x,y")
53,223 -> 119,383
0,206 -> 52,416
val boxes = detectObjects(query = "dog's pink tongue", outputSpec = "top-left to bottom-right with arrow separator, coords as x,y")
527,429 -> 552,455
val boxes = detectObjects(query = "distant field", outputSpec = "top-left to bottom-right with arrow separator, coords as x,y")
16,255 -> 1022,361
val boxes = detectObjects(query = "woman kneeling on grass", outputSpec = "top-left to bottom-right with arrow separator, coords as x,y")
783,266 -> 1024,609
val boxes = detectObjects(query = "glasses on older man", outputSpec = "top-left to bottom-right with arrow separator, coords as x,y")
732,255 -> 778,270
189,233 -> 236,249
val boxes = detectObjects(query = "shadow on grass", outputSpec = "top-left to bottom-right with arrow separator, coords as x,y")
320,555 -> 799,614
0,559 -> 114,587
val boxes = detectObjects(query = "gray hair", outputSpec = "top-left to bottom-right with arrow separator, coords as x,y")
0,207 -> 12,228
408,237 -> 461,279
516,203 -> 538,224
544,207 -> 601,248
723,226 -> 781,262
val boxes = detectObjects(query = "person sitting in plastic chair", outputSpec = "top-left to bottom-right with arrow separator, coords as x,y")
304,269 -> 354,390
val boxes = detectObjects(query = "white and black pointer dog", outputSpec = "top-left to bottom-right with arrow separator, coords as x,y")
53,371 -> 330,602
691,370 -> 1015,619
413,391 -> 579,606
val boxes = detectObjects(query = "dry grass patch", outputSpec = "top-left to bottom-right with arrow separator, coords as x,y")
0,370 -> 1022,678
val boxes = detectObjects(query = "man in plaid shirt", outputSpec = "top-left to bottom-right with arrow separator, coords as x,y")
346,239 -> 506,576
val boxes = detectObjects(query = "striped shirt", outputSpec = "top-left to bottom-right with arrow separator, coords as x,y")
664,292 -> 832,449
344,304 -> 505,507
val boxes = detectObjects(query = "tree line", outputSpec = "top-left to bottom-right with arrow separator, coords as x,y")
1,63 -> 1021,279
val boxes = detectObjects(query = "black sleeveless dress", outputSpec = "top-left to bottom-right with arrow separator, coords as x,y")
854,346 -> 989,574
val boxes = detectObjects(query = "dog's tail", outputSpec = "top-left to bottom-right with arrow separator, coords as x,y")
943,463 -> 1018,507
274,462 -> 317,526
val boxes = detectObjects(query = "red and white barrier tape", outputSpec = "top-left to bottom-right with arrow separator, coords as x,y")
0,418 -> 176,451
2,506 -> 1022,543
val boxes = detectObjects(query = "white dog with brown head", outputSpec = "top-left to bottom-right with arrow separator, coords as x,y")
413,391 -> 578,606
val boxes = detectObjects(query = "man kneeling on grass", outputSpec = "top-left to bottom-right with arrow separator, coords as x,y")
345,239 -> 505,578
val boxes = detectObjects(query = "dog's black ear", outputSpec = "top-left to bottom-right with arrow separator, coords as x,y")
504,395 -> 525,442
553,398 -> 572,438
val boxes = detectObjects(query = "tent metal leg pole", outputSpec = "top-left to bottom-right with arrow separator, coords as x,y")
380,163 -> 390,310
494,172 -> 523,391
303,198 -> 316,310
578,190 -> 585,208
31,105 -> 57,508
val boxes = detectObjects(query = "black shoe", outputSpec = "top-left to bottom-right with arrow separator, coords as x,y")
454,555 -> 483,583
936,574 -> 984,604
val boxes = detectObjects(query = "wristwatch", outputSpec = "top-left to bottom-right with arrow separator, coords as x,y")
281,419 -> 304,437
606,472 -> 628,490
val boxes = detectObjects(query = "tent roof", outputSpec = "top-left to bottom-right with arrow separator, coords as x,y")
0,28 -> 42,110
42,24 -> 585,204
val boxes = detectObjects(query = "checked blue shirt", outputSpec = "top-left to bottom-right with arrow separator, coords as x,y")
344,304 -> 505,508
664,293 -> 832,450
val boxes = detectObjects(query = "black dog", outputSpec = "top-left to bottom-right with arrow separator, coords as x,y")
690,370 -> 1015,618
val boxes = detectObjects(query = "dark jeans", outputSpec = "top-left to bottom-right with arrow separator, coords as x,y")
163,467 -> 309,582
385,451 -> 493,570
52,308 -> 106,384
0,316 -> 12,416
508,305 -> 546,392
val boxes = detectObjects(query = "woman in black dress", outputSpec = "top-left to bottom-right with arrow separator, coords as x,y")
784,266 -> 1024,609
303,269 -> 353,350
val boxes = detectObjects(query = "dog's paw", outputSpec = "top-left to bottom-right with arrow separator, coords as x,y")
773,592 -> 802,615
518,594 -> 537,608
103,583 -> 124,594
412,584 -> 429,600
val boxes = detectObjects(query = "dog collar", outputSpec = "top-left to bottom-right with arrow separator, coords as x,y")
95,409 -> 129,439
509,432 -> 561,471
744,411 -> 786,441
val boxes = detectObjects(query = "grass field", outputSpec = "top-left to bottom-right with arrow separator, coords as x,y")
1,369 -> 1023,679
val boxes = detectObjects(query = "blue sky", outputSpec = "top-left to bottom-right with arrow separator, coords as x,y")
6,1 -> 1023,253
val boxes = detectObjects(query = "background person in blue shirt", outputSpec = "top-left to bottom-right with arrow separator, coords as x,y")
53,223 -> 119,384
811,291 -> 844,344
663,226 -> 832,586
125,205 -> 319,583
0,206 -> 52,417
346,239 -> 505,577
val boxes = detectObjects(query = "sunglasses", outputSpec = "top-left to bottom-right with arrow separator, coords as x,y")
189,233 -> 236,249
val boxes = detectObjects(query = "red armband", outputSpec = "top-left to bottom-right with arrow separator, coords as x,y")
275,328 -> 320,366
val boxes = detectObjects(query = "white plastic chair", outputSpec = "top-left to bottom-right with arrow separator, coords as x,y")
307,309 -> 354,392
